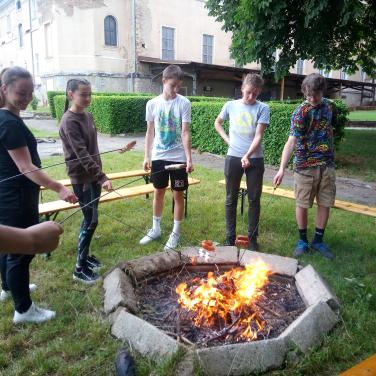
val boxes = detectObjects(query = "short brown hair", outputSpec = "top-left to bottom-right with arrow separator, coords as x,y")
301,73 -> 326,95
242,73 -> 264,88
162,65 -> 184,81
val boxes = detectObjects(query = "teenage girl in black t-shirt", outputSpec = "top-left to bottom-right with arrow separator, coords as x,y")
0,67 -> 77,324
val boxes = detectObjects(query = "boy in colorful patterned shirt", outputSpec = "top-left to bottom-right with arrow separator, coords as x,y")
140,65 -> 193,251
273,73 -> 336,259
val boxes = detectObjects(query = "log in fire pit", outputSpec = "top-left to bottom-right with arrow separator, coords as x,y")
104,247 -> 340,376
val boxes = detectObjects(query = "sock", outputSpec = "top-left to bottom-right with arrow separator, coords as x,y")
172,220 -> 181,235
313,227 -> 325,243
152,216 -> 161,233
298,228 -> 308,243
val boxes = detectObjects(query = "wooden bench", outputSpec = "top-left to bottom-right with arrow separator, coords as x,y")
219,180 -> 376,218
39,177 -> 201,222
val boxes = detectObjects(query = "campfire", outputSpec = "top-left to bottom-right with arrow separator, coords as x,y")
175,261 -> 270,342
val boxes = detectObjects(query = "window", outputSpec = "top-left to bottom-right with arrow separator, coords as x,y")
296,59 -> 304,75
30,0 -> 37,19
15,0 -> 21,10
202,34 -> 213,64
360,68 -> 366,82
6,15 -> 11,33
162,26 -> 175,60
44,22 -> 52,58
104,15 -> 117,46
18,23 -> 23,47
319,69 -> 331,78
340,70 -> 348,80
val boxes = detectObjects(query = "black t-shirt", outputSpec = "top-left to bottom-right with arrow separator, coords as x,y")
0,109 -> 41,187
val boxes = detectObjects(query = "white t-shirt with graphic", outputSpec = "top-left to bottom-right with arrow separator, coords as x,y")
146,94 -> 191,162
219,100 -> 270,158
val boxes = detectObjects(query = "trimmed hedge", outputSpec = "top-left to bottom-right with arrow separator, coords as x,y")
54,95 -> 152,133
49,90 -> 229,118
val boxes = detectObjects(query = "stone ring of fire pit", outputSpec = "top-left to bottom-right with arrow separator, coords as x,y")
104,247 -> 340,376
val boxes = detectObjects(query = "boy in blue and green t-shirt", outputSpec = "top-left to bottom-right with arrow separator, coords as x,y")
273,73 -> 336,259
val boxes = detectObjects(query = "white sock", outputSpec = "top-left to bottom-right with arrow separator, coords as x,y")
172,220 -> 181,235
152,216 -> 161,232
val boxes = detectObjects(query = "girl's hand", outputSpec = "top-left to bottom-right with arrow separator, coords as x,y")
58,186 -> 78,203
143,158 -> 151,171
241,155 -> 250,168
102,179 -> 113,192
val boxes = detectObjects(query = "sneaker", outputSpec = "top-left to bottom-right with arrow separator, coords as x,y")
248,238 -> 259,252
139,228 -> 161,245
311,241 -> 335,260
73,267 -> 101,285
164,232 -> 180,251
294,240 -> 309,257
1,284 -> 37,302
87,254 -> 102,270
224,236 -> 235,246
13,302 -> 55,324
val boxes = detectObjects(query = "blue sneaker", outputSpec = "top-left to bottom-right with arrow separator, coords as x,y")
311,241 -> 335,260
294,240 -> 309,257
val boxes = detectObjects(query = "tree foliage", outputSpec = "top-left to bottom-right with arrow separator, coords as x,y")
206,0 -> 376,78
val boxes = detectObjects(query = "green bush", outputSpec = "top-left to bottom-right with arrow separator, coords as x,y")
30,95 -> 39,110
188,96 -> 229,102
47,91 -> 64,118
54,95 -> 152,134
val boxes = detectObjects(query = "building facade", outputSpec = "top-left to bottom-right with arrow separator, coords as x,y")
0,0 -> 374,105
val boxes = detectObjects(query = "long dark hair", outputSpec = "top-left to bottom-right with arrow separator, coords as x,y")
64,78 -> 91,112
0,66 -> 32,108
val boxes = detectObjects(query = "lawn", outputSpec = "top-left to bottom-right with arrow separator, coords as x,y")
28,127 -> 59,140
0,151 -> 375,375
336,129 -> 376,181
348,110 -> 376,122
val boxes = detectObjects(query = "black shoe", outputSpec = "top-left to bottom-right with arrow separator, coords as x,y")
86,254 -> 102,270
249,238 -> 259,252
224,236 -> 235,246
73,267 -> 100,285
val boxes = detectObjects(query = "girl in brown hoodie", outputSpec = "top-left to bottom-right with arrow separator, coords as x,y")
59,79 -> 112,285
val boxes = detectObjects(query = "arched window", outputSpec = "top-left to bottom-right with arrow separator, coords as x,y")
16,0 -> 21,10
18,23 -> 23,47
104,15 -> 117,46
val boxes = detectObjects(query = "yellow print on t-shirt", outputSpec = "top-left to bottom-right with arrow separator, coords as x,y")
234,112 -> 254,135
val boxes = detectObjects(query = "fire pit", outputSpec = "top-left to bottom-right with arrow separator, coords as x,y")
104,247 -> 340,375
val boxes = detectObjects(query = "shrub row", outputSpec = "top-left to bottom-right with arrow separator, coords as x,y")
54,94 -> 348,166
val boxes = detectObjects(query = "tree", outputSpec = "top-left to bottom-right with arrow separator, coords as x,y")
205,0 -> 376,79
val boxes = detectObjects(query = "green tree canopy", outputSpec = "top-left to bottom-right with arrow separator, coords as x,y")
206,0 -> 376,79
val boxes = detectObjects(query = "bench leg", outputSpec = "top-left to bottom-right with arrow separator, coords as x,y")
144,175 -> 150,199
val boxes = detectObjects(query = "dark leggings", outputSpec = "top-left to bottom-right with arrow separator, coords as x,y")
0,185 -> 39,313
224,156 -> 264,240
72,182 -> 101,268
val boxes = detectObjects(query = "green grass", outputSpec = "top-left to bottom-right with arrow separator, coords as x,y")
348,110 -> 376,121
1,151 -> 376,375
336,129 -> 376,181
26,105 -> 52,115
28,127 -> 59,139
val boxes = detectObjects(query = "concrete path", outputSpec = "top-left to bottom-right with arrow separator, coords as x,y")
25,118 -> 376,207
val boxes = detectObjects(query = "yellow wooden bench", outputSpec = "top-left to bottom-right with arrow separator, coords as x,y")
39,177 -> 201,221
340,353 -> 376,375
219,180 -> 376,218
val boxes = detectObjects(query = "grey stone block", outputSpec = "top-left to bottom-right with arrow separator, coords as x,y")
196,337 -> 287,376
239,250 -> 298,277
175,350 -> 196,376
279,301 -> 339,352
103,268 -> 138,314
111,308 -> 181,360
181,246 -> 238,264
295,265 -> 340,310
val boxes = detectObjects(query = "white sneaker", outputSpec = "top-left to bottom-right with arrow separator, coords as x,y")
164,232 -> 180,251
0,284 -> 37,302
139,229 -> 161,245
13,302 -> 56,324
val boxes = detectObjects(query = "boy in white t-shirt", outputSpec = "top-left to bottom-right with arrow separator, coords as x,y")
140,65 -> 193,250
215,73 -> 270,251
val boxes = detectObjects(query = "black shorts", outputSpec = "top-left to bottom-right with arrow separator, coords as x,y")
151,160 -> 188,191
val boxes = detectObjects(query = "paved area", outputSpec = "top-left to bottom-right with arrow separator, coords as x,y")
25,118 -> 376,207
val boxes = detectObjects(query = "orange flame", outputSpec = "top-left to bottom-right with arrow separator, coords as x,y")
176,260 -> 271,341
